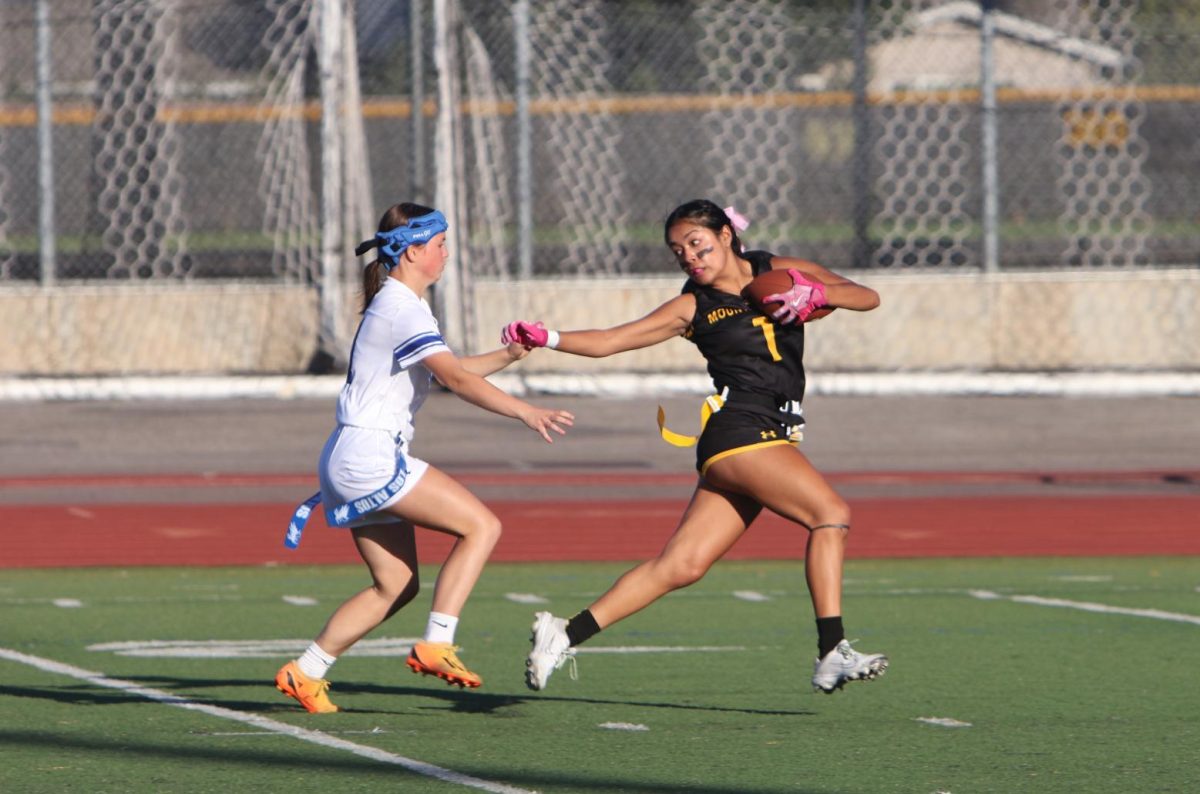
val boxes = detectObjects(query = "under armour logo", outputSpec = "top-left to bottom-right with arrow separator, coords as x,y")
760,430 -> 777,440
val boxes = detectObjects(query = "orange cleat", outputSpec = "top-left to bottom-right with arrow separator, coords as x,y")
405,642 -> 483,688
274,661 -> 339,713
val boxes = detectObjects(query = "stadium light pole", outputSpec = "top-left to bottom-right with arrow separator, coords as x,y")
980,0 -> 1000,273
36,0 -> 56,287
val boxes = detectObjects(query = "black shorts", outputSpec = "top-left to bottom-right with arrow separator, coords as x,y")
695,404 -> 796,475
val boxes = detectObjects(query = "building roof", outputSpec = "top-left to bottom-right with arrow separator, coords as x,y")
914,1 -> 1125,70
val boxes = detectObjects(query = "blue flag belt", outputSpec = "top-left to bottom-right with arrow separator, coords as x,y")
284,460 -> 409,549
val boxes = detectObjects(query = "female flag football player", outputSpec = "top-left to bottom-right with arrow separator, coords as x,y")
502,199 -> 888,695
275,202 -> 574,713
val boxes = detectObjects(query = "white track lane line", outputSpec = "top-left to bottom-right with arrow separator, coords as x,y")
969,590 -> 1200,626
0,647 -> 534,794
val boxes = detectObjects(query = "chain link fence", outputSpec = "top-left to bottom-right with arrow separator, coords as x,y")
1,0 -> 1198,376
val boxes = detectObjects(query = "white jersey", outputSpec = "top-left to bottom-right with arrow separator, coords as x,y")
334,278 -> 451,443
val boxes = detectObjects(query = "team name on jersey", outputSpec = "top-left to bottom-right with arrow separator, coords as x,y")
705,306 -> 747,325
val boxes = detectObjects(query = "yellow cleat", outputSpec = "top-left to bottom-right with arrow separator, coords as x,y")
274,660 -> 339,713
405,642 -> 483,688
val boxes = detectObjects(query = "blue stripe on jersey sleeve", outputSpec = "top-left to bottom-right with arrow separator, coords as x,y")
393,332 -> 446,365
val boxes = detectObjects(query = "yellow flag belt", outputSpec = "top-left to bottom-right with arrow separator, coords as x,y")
657,389 -> 805,447
657,391 -> 727,447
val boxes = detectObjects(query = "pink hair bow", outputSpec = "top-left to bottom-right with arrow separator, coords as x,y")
723,206 -> 750,232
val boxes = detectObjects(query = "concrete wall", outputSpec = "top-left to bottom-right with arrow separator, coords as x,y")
472,270 -> 1200,373
0,284 -> 319,375
2,271 -> 1197,376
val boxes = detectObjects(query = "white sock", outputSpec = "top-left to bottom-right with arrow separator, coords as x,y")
423,611 -> 459,644
296,642 -> 337,679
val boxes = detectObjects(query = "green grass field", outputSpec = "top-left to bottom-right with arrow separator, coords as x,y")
2,557 -> 1197,793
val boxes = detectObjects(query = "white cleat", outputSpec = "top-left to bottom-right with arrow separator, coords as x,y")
812,639 -> 888,694
525,611 -> 576,691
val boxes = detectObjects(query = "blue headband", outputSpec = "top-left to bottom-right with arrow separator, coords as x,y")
355,210 -> 448,269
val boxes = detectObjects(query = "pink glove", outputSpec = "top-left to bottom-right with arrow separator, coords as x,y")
501,320 -> 552,348
764,269 -> 828,325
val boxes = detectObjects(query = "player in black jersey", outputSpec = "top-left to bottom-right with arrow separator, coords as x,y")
503,199 -> 888,695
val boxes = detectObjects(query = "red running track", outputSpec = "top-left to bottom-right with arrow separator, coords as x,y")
3,494 -> 1197,568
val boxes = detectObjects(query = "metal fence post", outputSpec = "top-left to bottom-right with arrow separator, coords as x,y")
514,0 -> 532,279
433,0 -> 466,352
851,0 -> 870,269
316,0 -> 346,369
36,0 -> 56,287
410,0 -> 426,203
980,0 -> 1000,272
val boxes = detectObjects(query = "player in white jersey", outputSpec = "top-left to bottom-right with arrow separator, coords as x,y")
275,202 -> 574,713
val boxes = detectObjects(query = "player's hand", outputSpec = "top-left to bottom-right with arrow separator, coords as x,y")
764,269 -> 828,325
519,405 -> 574,443
501,320 -> 550,348
505,341 -> 531,361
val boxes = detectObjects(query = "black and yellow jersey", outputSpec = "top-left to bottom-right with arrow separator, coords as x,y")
681,250 -> 806,404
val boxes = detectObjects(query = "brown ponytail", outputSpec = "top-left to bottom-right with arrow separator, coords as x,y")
359,261 -> 387,314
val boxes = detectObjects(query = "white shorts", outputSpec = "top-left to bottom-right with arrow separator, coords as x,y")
317,425 -> 429,529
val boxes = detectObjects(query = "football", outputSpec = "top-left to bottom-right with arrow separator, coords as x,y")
742,269 -> 835,322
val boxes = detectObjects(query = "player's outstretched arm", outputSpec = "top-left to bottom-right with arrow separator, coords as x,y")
422,350 -> 573,443
501,294 -> 694,358
457,341 -> 530,377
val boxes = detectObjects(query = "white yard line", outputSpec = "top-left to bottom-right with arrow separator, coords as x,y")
0,647 -> 535,794
599,722 -> 649,731
504,593 -> 549,604
914,717 -> 972,728
578,645 -> 744,654
732,591 -> 771,602
969,590 -> 1200,626
84,638 -> 745,659
86,637 -> 423,658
